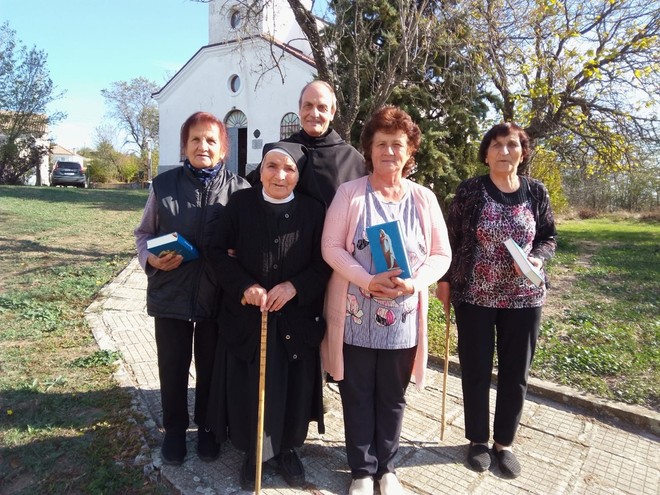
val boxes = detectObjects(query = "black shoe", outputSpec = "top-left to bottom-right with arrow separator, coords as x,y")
240,454 -> 257,491
161,432 -> 186,466
277,449 -> 305,487
467,443 -> 491,472
197,428 -> 220,462
492,447 -> 521,478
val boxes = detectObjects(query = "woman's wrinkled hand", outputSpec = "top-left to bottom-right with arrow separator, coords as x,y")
368,270 -> 414,299
367,270 -> 397,297
512,256 -> 543,276
265,281 -> 297,312
435,281 -> 451,312
147,252 -> 183,271
528,256 -> 543,270
243,284 -> 268,310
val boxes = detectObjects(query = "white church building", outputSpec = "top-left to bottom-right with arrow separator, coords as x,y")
152,0 -> 319,176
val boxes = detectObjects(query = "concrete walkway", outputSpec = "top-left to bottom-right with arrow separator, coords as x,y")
86,258 -> 659,495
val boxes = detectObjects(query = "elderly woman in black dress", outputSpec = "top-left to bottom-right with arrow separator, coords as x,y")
206,142 -> 330,490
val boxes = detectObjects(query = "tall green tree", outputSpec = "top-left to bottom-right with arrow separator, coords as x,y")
0,22 -> 63,185
290,0 -> 445,139
327,0 -> 490,205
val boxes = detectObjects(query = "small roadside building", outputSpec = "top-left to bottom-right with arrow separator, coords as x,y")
152,0 -> 318,176
0,110 -> 50,186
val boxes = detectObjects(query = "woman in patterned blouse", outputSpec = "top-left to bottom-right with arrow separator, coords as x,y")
436,122 -> 557,479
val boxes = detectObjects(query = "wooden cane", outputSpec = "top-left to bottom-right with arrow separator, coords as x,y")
441,300 -> 451,441
254,308 -> 268,494
241,295 -> 268,494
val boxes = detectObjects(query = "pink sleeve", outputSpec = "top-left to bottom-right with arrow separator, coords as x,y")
410,187 -> 452,292
321,183 -> 374,291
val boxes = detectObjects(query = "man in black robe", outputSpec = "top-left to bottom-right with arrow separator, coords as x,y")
249,80 -> 366,207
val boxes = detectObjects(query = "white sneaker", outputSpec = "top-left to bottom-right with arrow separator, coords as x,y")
379,472 -> 405,495
348,476 -> 374,495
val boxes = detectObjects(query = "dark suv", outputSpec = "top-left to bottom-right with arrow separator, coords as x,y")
50,161 -> 87,188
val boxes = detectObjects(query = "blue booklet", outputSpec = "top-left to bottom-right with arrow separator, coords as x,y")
147,232 -> 199,262
365,220 -> 411,279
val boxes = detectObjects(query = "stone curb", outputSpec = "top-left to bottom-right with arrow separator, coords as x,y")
428,354 -> 659,436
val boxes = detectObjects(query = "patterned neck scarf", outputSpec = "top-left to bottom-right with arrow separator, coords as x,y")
184,159 -> 223,184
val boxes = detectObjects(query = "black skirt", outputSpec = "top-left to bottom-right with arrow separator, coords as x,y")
206,318 -> 325,463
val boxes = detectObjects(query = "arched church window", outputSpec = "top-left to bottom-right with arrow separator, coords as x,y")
280,112 -> 301,139
230,10 -> 242,29
229,74 -> 241,93
226,110 -> 248,128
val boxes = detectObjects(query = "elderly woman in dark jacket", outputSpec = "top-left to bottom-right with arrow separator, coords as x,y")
206,142 -> 330,491
134,111 -> 249,466
436,122 -> 556,479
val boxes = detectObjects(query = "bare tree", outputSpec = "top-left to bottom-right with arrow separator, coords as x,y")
101,77 -> 159,153
469,0 -> 660,172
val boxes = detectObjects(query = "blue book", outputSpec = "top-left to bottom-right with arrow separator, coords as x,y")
365,220 -> 412,279
147,232 -> 199,262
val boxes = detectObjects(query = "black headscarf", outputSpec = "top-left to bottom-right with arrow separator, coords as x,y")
259,141 -> 324,207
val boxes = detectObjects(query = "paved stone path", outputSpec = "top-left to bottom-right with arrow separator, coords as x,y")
86,258 -> 659,495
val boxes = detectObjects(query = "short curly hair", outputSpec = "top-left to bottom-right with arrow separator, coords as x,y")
478,122 -> 532,174
360,106 -> 421,176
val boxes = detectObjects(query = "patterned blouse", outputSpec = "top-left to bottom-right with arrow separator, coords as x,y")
464,192 -> 545,308
443,175 -> 557,309
344,181 -> 425,349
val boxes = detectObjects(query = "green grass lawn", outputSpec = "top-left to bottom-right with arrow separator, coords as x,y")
0,185 -> 172,494
0,186 -> 657,493
427,215 -> 660,409
536,217 -> 659,406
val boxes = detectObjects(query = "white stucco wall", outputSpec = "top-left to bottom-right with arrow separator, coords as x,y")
24,138 -> 51,186
12,136 -> 50,186
153,39 -> 315,173
209,0 -> 313,56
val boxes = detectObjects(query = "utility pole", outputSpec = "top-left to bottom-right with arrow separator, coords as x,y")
146,137 -> 153,183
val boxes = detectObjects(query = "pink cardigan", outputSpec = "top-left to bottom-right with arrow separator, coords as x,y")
321,176 -> 452,389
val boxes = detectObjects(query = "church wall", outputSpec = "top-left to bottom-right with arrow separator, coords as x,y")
154,40 -> 315,174
209,0 -> 312,58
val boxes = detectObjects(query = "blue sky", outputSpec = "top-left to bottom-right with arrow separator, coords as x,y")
0,0 -> 209,151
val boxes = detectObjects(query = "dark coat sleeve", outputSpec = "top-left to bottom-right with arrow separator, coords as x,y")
529,179 -> 557,262
211,191 -> 264,362
440,177 -> 482,287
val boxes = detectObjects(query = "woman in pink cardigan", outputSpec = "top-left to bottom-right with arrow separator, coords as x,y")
321,106 -> 451,495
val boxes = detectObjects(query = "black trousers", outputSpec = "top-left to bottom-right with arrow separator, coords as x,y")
154,317 -> 218,433
339,343 -> 417,480
455,303 -> 542,446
